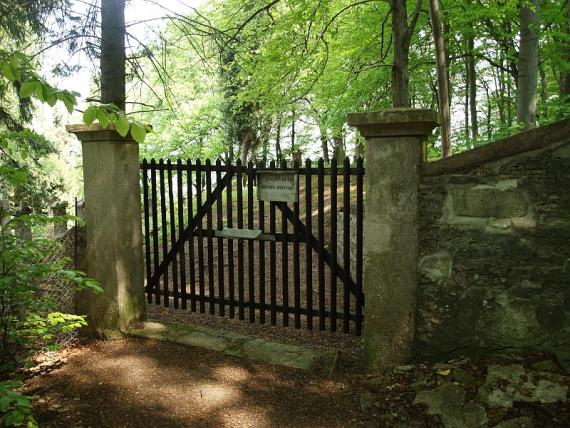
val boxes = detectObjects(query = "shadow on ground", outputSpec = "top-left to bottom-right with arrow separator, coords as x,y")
24,338 -> 367,427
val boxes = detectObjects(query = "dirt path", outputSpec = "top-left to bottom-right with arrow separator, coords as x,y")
25,339 -> 368,427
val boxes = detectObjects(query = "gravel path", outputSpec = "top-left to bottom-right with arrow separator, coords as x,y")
25,339 -> 368,427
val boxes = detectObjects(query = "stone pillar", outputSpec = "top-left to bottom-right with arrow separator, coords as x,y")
347,109 -> 439,371
50,201 -> 68,236
67,124 -> 145,336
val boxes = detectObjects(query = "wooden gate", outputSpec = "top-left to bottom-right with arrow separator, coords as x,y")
141,158 -> 364,335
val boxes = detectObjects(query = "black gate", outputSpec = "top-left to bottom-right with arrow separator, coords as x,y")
141,158 -> 364,335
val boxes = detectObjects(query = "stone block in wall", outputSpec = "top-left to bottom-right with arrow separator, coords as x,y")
443,179 -> 535,233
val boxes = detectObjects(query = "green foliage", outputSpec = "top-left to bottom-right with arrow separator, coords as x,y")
0,50 -> 79,114
0,380 -> 36,428
82,104 -> 152,144
0,211 -> 102,373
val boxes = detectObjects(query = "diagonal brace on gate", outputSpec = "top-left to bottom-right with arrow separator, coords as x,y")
148,171 -> 233,290
276,203 -> 364,303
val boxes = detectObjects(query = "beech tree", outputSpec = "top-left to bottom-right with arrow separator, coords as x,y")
516,0 -> 540,128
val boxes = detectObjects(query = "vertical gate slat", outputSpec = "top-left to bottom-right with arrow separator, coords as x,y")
205,159 -> 215,314
141,159 -> 152,303
293,160 -> 301,329
258,163 -> 266,324
196,159 -> 206,313
176,159 -> 187,310
159,159 -> 169,307
226,160 -> 235,318
215,159 -> 225,316
317,158 -> 325,330
343,157 -> 351,333
150,159 -> 160,305
330,158 -> 338,331
356,157 -> 364,335
304,158 -> 313,330
281,160 -> 289,327
236,160 -> 245,320
269,160 -> 277,325
187,159 -> 196,312
167,160 -> 180,309
247,161 -> 255,322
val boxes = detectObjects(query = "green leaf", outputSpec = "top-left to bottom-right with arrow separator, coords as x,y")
2,62 -> 15,81
61,93 -> 75,114
97,109 -> 110,128
115,114 -> 130,137
0,395 -> 10,412
130,122 -> 147,144
83,106 -> 98,125
20,80 -> 37,98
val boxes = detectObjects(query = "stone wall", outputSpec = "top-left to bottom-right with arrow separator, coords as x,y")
415,121 -> 570,362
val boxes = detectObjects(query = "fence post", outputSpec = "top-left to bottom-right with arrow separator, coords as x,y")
347,109 -> 439,371
66,124 -> 145,336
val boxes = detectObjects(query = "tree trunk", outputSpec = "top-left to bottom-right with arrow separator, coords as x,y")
391,0 -> 410,107
100,0 -> 126,110
429,0 -> 451,157
561,2 -> 570,98
319,126 -> 330,164
539,63 -> 548,119
275,116 -> 282,161
290,110 -> 296,152
516,0 -> 539,128
467,36 -> 479,139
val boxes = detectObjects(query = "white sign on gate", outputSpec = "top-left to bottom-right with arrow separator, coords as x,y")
257,171 -> 299,203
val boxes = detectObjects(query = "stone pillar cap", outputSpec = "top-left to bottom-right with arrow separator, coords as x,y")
66,123 -> 135,143
347,108 -> 440,138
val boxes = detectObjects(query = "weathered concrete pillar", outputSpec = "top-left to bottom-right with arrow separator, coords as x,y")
67,124 -> 145,336
347,109 -> 439,371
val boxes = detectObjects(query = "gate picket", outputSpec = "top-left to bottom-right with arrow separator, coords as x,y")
150,159 -> 160,304
196,159 -> 205,313
167,160 -> 179,309
186,160 -> 196,312
159,159 -> 169,307
269,160 -> 277,326
247,161 -> 255,322
226,160 -> 235,318
236,160 -> 245,320
215,159 -> 225,316
141,159 -> 152,304
141,156 -> 365,336
304,158 -> 313,330
205,159 -> 215,314
176,159 -> 187,310
343,156 -> 351,333
317,158 -> 325,330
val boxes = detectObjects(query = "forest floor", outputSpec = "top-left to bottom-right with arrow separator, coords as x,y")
21,338 -> 570,427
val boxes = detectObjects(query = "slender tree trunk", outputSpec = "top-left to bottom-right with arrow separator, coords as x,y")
275,116 -> 282,161
391,0 -> 410,107
319,125 -> 330,164
467,36 -> 479,139
100,0 -> 126,110
429,0 -> 451,157
539,63 -> 548,119
291,110 -> 295,152
516,0 -> 540,128
561,2 -> 570,98
464,51 -> 470,140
